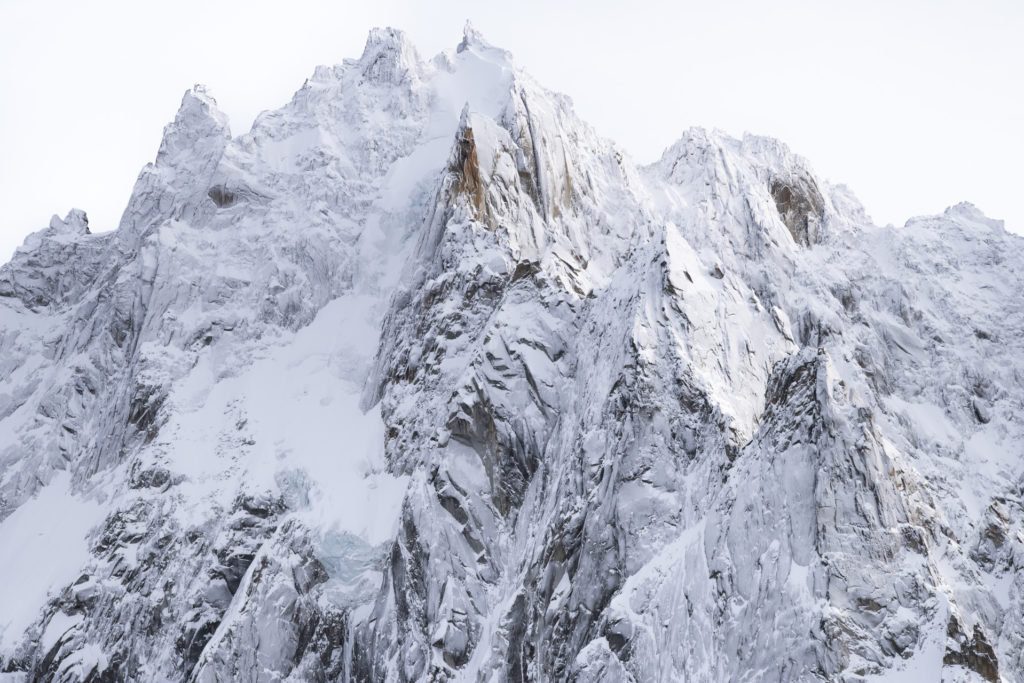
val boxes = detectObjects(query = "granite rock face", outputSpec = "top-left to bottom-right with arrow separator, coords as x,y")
0,25 -> 1021,683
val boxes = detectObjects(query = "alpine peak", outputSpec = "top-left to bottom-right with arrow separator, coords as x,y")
0,22 -> 1018,683
359,26 -> 422,84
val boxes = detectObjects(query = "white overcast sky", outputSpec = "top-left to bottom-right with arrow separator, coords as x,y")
1,0 -> 1021,260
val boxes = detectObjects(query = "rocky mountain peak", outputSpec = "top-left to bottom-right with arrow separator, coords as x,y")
458,20 -> 488,52
359,26 -> 422,84
456,20 -> 514,66
154,85 -> 230,172
942,200 -> 1006,231
47,208 -> 89,236
0,25 -> 1020,683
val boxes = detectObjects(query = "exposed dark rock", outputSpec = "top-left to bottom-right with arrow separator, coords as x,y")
770,173 -> 824,246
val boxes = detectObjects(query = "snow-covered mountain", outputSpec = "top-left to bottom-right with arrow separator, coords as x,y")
0,24 -> 1021,682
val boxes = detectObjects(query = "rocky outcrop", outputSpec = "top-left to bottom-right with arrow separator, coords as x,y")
770,171 -> 824,245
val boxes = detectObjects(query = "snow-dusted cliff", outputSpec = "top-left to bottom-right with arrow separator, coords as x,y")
0,25 -> 1021,682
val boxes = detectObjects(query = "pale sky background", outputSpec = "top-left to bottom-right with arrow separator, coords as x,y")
1,0 -> 1021,261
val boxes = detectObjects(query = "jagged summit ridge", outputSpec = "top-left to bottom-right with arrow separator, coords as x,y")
358,27 -> 423,84
46,209 -> 89,237
0,25 -> 1021,683
156,85 -> 231,167
457,19 -> 512,61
